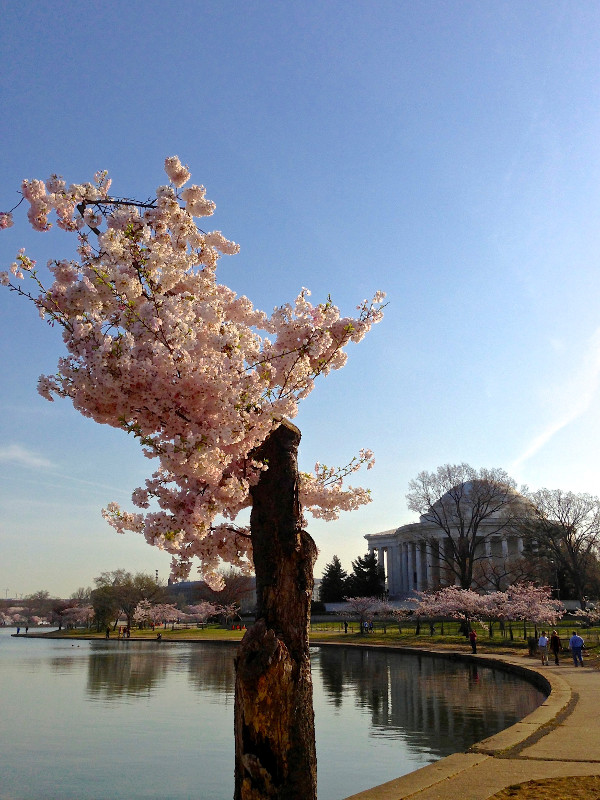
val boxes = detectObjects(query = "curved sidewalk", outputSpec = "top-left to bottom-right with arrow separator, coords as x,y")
344,653 -> 600,800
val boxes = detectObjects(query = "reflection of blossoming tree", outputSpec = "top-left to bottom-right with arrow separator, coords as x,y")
1,157 -> 384,800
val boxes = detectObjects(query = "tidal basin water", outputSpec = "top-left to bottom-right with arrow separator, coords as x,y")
0,629 -> 545,799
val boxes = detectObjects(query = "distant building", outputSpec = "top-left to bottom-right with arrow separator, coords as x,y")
167,577 -> 257,613
365,481 -> 528,598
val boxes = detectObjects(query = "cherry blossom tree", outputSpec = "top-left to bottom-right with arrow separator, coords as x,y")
343,596 -> 383,631
62,604 -> 93,628
185,601 -> 218,627
218,602 -> 241,628
1,157 -> 384,800
501,582 -> 563,639
414,586 -> 488,635
384,603 -> 416,634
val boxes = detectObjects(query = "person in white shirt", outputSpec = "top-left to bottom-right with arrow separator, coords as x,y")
538,631 -> 549,666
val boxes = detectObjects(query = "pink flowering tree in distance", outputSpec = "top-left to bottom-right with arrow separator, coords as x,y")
414,586 -> 489,635
342,595 -> 383,631
1,156 -> 384,800
62,604 -> 94,628
501,582 -> 564,639
185,601 -> 219,627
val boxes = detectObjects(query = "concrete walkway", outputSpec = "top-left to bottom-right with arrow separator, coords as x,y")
344,653 -> 600,800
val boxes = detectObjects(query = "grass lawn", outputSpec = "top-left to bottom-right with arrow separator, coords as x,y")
44,624 -> 245,641
489,775 -> 600,800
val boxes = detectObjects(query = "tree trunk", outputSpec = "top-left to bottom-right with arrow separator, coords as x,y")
234,420 -> 318,800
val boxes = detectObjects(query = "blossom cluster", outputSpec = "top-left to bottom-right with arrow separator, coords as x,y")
19,170 -> 112,233
1,158 -> 385,588
0,212 -> 13,229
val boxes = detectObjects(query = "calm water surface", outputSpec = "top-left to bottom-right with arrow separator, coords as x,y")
0,629 -> 545,799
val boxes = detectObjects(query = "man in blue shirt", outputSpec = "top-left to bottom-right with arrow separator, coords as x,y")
569,631 -> 585,666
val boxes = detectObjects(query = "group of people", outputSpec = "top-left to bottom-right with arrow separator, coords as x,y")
537,630 -> 586,667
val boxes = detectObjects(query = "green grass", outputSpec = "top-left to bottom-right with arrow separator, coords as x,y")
46,624 -> 245,641
39,619 -> 600,660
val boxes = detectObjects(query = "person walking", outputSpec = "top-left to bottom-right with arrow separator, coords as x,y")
469,628 -> 477,654
550,630 -> 561,665
569,630 -> 585,666
538,631 -> 549,665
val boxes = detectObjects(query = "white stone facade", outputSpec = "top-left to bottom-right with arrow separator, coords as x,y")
365,521 -> 525,597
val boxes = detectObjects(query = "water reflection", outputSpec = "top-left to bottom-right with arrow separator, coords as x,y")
316,646 -> 543,756
84,641 -> 236,700
186,643 -> 235,696
87,645 -> 170,698
0,631 -> 545,800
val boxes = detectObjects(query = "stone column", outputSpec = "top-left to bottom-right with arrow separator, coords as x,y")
401,542 -> 409,593
501,537 -> 509,560
407,542 -> 415,592
415,543 -> 423,592
425,541 -> 433,590
390,543 -> 400,596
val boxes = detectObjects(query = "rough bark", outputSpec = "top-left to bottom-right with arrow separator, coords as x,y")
234,420 -> 318,800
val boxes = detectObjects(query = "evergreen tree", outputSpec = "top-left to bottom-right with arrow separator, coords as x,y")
346,551 -> 385,598
319,555 -> 349,602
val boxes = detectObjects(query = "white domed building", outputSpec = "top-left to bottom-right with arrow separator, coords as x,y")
365,480 -> 531,598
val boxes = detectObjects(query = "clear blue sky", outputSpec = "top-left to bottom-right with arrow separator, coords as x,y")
2,1 -> 600,599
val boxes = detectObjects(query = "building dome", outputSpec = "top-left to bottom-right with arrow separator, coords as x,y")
420,480 -> 530,524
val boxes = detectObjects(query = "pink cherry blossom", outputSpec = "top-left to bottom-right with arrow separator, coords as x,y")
1,158 -> 385,588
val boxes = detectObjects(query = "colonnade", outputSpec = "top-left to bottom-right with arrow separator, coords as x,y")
368,532 -> 524,597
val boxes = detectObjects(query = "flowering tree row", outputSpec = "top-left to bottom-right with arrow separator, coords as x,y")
132,598 -> 237,628
342,584 -> 564,635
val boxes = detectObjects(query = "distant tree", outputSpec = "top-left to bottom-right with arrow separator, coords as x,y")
185,568 -> 255,610
63,604 -> 93,628
519,488 -> 600,609
498,582 -> 563,638
319,555 -> 349,602
25,590 -> 51,601
22,590 -> 54,620
472,554 -> 538,592
92,570 -> 167,629
342,596 -> 382,631
184,601 -> 219,627
346,551 -> 385,598
70,586 -> 92,603
134,600 -> 181,628
218,602 -> 242,628
415,586 -> 488,636
406,463 -> 523,589
90,583 -> 121,631
50,600 -> 74,630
